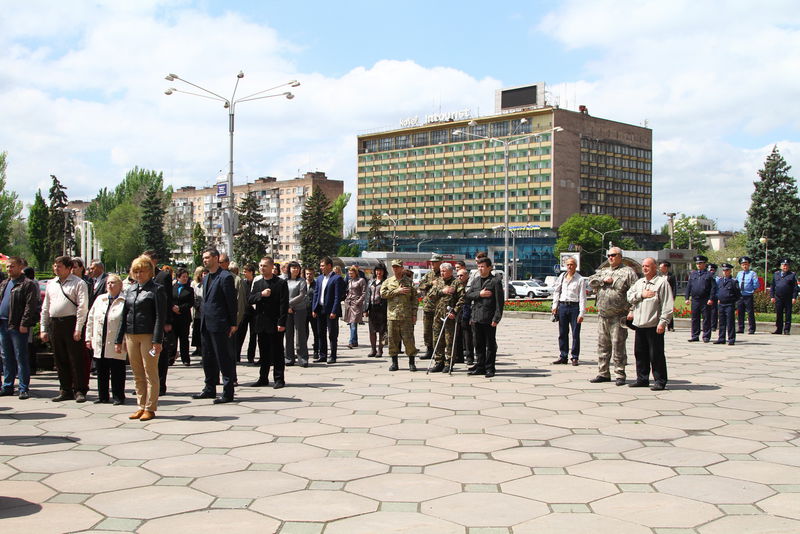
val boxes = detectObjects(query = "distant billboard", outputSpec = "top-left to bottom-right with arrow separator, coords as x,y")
496,82 -> 545,112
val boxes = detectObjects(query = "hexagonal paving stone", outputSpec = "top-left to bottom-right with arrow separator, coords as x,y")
45,465 -> 158,493
371,422 -> 455,440
568,459 -> 673,483
759,493 -> 800,521
428,398 -> 502,411
426,433 -> 518,453
143,453 -> 249,477
598,422 -> 687,440
282,457 -> 388,481
334,398 -> 405,411
102,439 -> 201,460
280,405 -> 352,419
251,489 -> 377,521
514,513 -> 652,534
303,432 -> 395,451
69,427 -> 157,446
0,434 -> 77,456
502,474 -> 617,503
325,511 -> 463,534
673,435 -> 765,454
255,421 -> 340,437
709,460 -> 800,484
39,417 -> 119,432
321,414 -> 401,428
227,441 -> 327,463
192,470 -> 308,498
146,420 -> 231,435
697,515 -> 800,534
751,415 -> 800,430
0,480 -> 56,508
381,406 -> 453,420
654,474 -> 774,504
137,509 -> 279,534
482,405 -> 554,420
346,472 -> 461,501
582,405 -> 660,420
0,502 -> 102,533
433,414 -> 507,430
753,446 -> 800,467
647,415 -> 726,430
492,446 -> 592,467
185,430 -> 273,448
86,486 -> 213,519
624,446 -> 725,467
550,434 -> 640,453
359,444 -> 457,466
486,423 -> 571,441
592,492 -> 722,528
422,492 -> 548,527
8,450 -> 112,474
426,459 -> 530,483
714,423 -> 796,442
537,414 -> 617,429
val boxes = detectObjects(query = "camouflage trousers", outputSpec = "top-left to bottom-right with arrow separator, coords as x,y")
433,314 -> 456,363
597,315 -> 628,379
423,310 -> 435,349
387,319 -> 418,358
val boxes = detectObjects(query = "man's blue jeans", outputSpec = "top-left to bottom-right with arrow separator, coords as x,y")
0,319 -> 30,393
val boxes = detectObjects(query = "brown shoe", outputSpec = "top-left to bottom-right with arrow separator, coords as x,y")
139,410 -> 156,421
129,410 -> 145,420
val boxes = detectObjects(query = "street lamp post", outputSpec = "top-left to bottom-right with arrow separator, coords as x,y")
759,235 -> 769,279
591,227 -> 624,254
663,212 -> 677,249
382,212 -> 398,252
454,122 -> 564,300
164,72 -> 299,256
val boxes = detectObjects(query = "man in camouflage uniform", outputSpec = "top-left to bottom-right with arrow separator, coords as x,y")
417,253 -> 442,359
381,260 -> 418,372
587,247 -> 639,386
426,263 -> 464,373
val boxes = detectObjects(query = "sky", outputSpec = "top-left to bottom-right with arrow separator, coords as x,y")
1,0 -> 798,232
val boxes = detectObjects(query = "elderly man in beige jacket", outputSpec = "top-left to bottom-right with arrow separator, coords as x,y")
626,257 -> 674,391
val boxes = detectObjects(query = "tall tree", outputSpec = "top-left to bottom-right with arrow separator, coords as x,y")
233,191 -> 269,266
95,202 -> 143,272
47,175 -> 72,259
745,146 -> 800,273
0,151 -> 23,252
555,214 -> 639,274
192,222 -> 207,267
367,212 -> 388,251
328,192 -> 351,238
85,167 -> 169,223
28,189 -> 50,269
660,214 -> 709,251
140,182 -> 170,263
299,187 -> 339,268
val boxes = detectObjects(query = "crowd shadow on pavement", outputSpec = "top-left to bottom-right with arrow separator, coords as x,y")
0,434 -> 77,447
7,412 -> 67,420
0,497 -> 42,518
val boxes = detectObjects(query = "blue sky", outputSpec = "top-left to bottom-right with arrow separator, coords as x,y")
1,0 -> 798,233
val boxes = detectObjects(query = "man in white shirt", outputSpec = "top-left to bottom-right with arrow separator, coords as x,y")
551,257 -> 586,366
40,256 -> 90,402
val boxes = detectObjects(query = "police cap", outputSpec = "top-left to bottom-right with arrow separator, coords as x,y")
708,263 -> 717,270
781,258 -> 791,265
739,256 -> 752,264
694,255 -> 708,263
721,263 -> 733,270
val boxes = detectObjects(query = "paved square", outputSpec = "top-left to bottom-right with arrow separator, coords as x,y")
0,315 -> 798,533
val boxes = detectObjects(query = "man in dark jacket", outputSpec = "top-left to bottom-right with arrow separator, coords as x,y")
88,260 -> 108,309
685,255 -> 717,343
311,256 -> 344,364
192,247 -> 238,403
770,258 -> 799,335
714,263 -> 741,345
0,256 -> 40,399
465,257 -> 504,378
248,256 -> 289,389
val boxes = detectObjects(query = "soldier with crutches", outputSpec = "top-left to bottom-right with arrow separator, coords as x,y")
425,263 -> 464,373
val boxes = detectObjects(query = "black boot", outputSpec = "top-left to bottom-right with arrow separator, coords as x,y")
408,356 -> 416,372
389,356 -> 399,372
420,347 -> 433,360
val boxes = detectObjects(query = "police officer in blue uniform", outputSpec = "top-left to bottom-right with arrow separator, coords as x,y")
685,255 -> 717,342
736,256 -> 759,334
714,263 -> 740,345
770,258 -> 798,335
707,263 -> 719,332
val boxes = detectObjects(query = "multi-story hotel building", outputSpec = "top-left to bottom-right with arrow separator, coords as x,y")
356,84 -> 652,238
169,171 -> 343,263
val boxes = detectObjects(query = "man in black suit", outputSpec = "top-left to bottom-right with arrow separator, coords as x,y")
311,256 -> 344,364
248,256 -> 288,389
192,247 -> 238,404
88,260 -> 108,309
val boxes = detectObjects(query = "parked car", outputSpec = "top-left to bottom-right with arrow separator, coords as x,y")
511,280 -> 551,298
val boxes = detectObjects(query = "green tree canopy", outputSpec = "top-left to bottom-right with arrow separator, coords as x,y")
328,192 -> 350,238
85,167 -> 170,222
660,214 -> 709,252
0,151 -> 23,253
233,191 -> 269,267
367,212 -> 388,251
141,182 -> 170,263
744,146 -> 800,274
95,202 -> 143,272
299,187 -> 339,268
47,175 -> 72,260
28,190 -> 49,270
555,214 -> 639,273
192,222 -> 207,268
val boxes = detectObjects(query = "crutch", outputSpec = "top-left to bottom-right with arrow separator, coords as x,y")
448,311 -> 460,375
426,306 -> 451,374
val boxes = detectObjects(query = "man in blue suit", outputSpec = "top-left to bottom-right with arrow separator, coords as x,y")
193,247 -> 238,403
311,256 -> 344,364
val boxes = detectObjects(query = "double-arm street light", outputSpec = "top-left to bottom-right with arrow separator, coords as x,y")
591,227 -> 624,254
453,121 -> 564,300
164,72 -> 299,255
381,212 -> 398,252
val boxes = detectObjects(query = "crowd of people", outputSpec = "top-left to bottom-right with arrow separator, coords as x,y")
0,247 -> 796,410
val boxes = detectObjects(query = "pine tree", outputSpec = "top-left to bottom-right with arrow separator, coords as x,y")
47,175 -> 72,259
0,152 -> 22,253
192,222 -> 207,268
28,190 -> 49,269
744,146 -> 800,274
141,182 -> 170,263
233,191 -> 269,266
367,212 -> 388,251
299,187 -> 339,268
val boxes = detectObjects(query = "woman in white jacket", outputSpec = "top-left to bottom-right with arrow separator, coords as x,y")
85,274 -> 127,405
